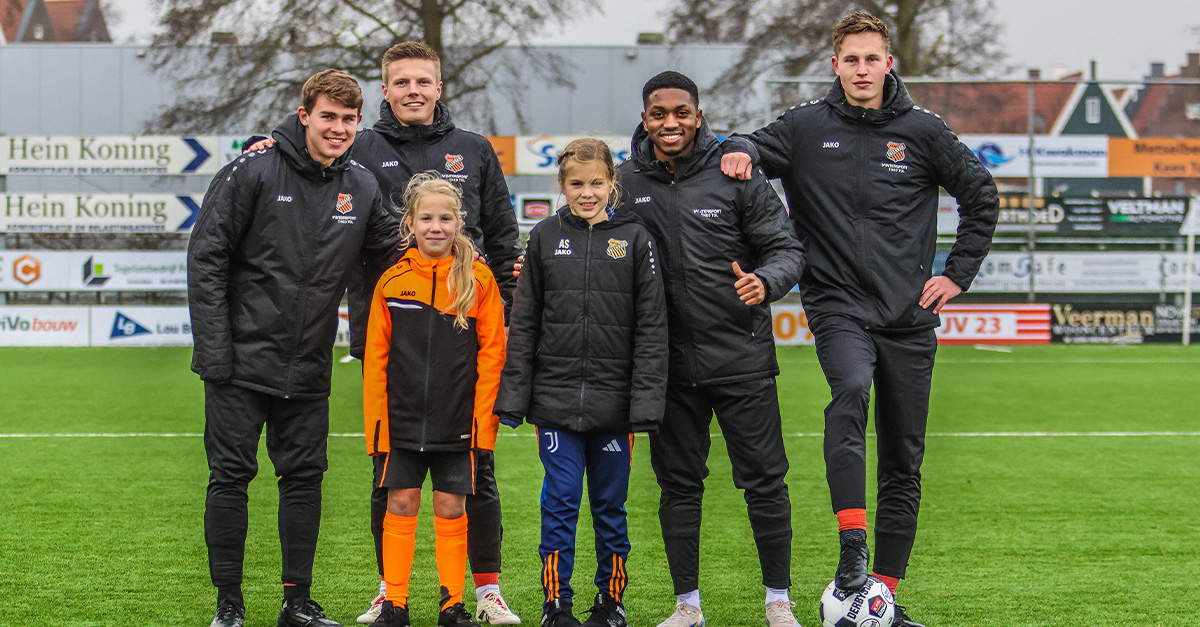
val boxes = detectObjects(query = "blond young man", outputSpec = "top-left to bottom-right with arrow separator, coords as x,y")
721,12 -> 999,627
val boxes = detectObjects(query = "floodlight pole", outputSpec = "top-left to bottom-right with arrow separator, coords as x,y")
1184,198 -> 1196,346
1026,70 -> 1038,303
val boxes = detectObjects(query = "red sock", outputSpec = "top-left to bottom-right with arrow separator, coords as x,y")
473,572 -> 499,588
872,572 -> 900,593
836,508 -> 868,532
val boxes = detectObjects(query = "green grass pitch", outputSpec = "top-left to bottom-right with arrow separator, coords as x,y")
1,344 -> 1198,626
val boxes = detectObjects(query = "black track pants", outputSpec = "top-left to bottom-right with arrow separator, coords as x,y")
812,315 -> 936,579
203,382 -> 329,592
648,378 -> 792,593
372,449 -> 503,577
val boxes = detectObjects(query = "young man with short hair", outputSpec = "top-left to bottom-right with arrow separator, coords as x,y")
722,11 -> 1000,627
351,42 -> 521,627
617,71 -> 806,627
189,69 -> 400,627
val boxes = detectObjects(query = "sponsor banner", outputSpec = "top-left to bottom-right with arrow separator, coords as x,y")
772,304 -> 815,345
0,306 -> 90,346
487,137 -> 518,176
1108,139 -> 1200,178
0,194 -> 202,233
0,251 -> 186,291
514,135 -> 631,175
1050,302 -> 1200,344
0,135 -> 225,176
516,193 -> 555,224
1048,196 -> 1192,236
972,251 -> 1200,293
961,135 -> 1109,178
92,307 -> 193,346
936,304 -> 1050,344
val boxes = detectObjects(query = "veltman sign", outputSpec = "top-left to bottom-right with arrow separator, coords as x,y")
0,136 -> 222,175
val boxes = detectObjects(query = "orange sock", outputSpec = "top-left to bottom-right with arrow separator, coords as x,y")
872,572 -> 900,593
435,514 -> 469,610
836,508 -> 868,531
382,512 -> 418,607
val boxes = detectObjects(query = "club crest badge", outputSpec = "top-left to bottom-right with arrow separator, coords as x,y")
886,142 -> 907,163
336,193 -> 353,214
606,238 -> 628,260
445,154 -> 465,173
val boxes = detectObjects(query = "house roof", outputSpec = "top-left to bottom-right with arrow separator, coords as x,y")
1128,53 -> 1200,139
906,77 -> 1080,134
1,0 -> 27,42
44,0 -> 82,40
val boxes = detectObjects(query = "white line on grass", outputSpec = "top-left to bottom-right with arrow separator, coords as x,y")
4,431 -> 1200,438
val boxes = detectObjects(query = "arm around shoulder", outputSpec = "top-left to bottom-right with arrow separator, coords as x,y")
739,173 -> 804,302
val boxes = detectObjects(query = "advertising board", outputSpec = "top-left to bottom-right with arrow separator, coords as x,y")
514,135 -> 631,176
971,251 -> 1200,293
960,135 -> 1109,178
0,306 -> 91,346
935,304 -> 1051,344
0,194 -> 201,233
1050,302 -> 1200,344
0,251 -> 187,291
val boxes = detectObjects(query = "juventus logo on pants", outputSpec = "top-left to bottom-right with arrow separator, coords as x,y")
544,431 -> 559,453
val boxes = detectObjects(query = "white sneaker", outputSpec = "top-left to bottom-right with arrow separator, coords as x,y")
357,593 -> 385,625
657,603 -> 705,627
476,590 -> 522,625
764,599 -> 800,627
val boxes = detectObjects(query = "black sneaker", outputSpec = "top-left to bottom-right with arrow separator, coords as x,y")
439,602 -> 481,627
542,600 -> 580,627
278,597 -> 342,627
893,605 -> 926,627
835,529 -> 870,591
581,594 -> 626,627
210,600 -> 245,627
371,601 -> 411,627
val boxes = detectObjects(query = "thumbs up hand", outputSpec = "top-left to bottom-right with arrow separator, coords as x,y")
732,261 -> 766,306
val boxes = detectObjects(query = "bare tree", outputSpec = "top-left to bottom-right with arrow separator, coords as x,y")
668,0 -> 1007,128
145,0 -> 593,134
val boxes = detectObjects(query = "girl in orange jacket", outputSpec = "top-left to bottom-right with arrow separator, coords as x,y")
363,172 -> 506,627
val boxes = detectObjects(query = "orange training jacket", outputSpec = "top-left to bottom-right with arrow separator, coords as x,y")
363,247 -> 506,454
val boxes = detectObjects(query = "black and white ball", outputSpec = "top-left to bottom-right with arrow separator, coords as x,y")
818,576 -> 895,627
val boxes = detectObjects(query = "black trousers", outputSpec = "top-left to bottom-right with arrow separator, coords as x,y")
648,378 -> 792,593
811,314 -> 937,579
203,382 -> 329,594
371,449 -> 503,578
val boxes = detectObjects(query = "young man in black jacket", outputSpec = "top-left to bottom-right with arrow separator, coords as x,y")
721,11 -> 999,627
188,69 -> 400,627
618,71 -> 805,627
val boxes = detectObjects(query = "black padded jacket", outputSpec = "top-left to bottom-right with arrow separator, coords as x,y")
495,208 -> 668,433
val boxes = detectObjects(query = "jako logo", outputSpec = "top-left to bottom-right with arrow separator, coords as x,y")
277,195 -> 293,203
822,141 -> 840,149
526,136 -> 557,168
13,254 -> 41,285
83,256 -> 111,287
111,312 -> 151,339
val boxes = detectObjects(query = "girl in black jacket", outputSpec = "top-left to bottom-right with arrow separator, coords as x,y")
495,138 -> 668,627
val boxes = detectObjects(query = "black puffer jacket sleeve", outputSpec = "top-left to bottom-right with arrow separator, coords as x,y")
494,228 -> 544,423
930,125 -> 999,291
628,231 -> 668,433
723,116 -> 796,180
187,164 -> 258,382
478,144 -> 520,311
738,172 -> 805,302
347,190 -> 403,359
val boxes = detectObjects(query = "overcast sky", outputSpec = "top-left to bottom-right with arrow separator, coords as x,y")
107,0 -> 1199,80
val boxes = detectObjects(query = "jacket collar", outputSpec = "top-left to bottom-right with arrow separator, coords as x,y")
629,117 -> 719,181
272,113 -> 352,179
372,100 -> 455,143
400,245 -> 455,278
824,70 -> 914,125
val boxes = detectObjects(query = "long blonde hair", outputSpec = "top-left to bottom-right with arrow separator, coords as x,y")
398,172 -> 477,330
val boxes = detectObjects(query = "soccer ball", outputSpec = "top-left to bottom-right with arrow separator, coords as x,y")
818,577 -> 895,627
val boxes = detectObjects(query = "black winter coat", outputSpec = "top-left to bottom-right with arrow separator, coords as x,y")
188,114 -> 399,399
495,208 -> 668,433
618,120 -> 804,387
346,101 -> 521,356
724,72 -> 999,332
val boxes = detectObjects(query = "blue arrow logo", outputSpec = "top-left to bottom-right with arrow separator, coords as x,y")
178,196 -> 201,230
182,138 -> 211,173
111,312 -> 151,339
